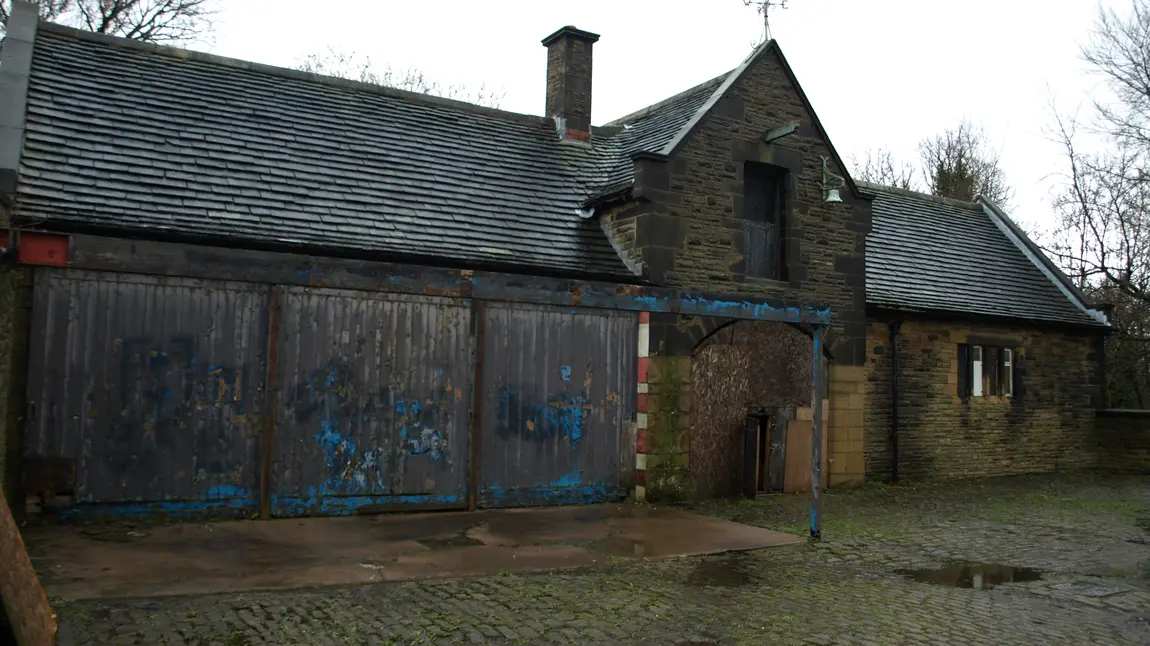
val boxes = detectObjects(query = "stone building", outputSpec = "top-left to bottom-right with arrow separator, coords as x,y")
0,1 -> 1111,518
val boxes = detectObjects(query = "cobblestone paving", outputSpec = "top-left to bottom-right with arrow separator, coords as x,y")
53,474 -> 1150,645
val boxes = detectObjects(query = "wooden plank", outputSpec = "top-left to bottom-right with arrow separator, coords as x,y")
0,490 -> 56,645
782,411 -> 828,493
742,415 -> 759,498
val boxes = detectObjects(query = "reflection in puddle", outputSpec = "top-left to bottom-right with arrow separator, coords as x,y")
417,534 -> 484,550
896,562 -> 1043,589
687,561 -> 750,587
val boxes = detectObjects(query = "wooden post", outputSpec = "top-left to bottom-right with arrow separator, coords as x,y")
467,300 -> 486,512
259,284 -> 283,520
810,325 -> 825,540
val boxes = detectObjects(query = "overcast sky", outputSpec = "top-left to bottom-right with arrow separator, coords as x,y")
196,0 -> 1123,235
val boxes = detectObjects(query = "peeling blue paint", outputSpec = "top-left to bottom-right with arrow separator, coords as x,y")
206,484 -> 250,499
560,365 -> 572,382
271,490 -> 465,517
478,484 -> 621,508
56,495 -> 257,521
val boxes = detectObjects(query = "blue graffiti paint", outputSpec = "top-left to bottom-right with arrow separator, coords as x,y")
497,390 -> 589,445
560,365 -> 572,382
550,469 -> 582,488
206,484 -> 250,499
295,358 -> 454,500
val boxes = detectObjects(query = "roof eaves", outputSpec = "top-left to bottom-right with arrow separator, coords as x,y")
979,197 -> 1110,327
35,22 -> 551,127
866,302 -> 1115,334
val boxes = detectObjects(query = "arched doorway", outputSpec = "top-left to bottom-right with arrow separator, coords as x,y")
690,321 -> 827,498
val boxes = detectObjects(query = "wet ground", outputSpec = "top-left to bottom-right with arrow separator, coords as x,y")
22,504 -> 799,600
44,474 -> 1150,645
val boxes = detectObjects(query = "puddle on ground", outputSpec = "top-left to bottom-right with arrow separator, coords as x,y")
586,536 -> 647,557
686,561 -> 750,587
895,562 -> 1043,589
417,534 -> 484,550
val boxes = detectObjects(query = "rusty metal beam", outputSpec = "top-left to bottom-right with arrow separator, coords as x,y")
259,284 -> 283,520
810,324 -> 826,541
53,234 -> 833,325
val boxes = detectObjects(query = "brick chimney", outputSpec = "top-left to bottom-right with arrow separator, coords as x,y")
542,26 -> 600,142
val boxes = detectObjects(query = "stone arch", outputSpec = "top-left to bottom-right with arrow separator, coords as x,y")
689,320 -> 824,498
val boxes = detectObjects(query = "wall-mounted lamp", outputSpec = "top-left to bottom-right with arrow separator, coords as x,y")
820,156 -> 846,203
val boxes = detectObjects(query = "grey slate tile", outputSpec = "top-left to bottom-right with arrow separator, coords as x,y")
865,185 -> 1104,327
16,29 -> 636,279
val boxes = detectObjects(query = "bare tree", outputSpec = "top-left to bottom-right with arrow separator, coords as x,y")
1042,0 -> 1150,408
917,119 -> 1013,207
851,149 -> 916,190
1,0 -> 214,44
297,47 -> 505,109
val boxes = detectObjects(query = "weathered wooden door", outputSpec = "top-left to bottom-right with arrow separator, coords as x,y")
478,303 -> 636,507
25,268 -> 268,518
271,287 -> 473,515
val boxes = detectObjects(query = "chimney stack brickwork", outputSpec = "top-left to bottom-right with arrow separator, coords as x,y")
542,26 -> 599,142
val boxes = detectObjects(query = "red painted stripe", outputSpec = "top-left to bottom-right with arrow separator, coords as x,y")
638,311 -> 651,324
637,357 -> 649,383
636,392 -> 649,413
637,429 -> 648,453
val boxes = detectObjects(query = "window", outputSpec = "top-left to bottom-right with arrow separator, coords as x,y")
958,343 -> 1019,399
971,346 -> 983,396
743,161 -> 787,279
1002,348 -> 1013,397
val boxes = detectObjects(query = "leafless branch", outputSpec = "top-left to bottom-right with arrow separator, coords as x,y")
296,48 -> 506,109
2,0 -> 214,44
850,149 -> 917,190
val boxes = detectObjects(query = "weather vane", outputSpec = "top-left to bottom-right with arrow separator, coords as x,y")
744,0 -> 789,41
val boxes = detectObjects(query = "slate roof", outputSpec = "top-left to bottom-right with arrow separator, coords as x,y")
14,26 -> 637,280
592,73 -> 729,196
864,183 -> 1108,328
7,24 -> 1109,328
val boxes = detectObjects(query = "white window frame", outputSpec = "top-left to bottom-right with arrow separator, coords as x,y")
971,345 -> 983,397
1002,348 -> 1013,398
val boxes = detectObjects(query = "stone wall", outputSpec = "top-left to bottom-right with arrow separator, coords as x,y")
618,45 -> 870,367
865,319 -> 1105,480
612,44 -> 872,500
1093,409 -> 1150,474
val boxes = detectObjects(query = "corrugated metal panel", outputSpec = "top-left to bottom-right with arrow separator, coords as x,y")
479,303 -> 636,507
272,287 -> 472,516
25,268 -> 267,515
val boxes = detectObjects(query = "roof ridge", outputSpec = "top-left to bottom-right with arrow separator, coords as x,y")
857,181 -> 982,211
602,71 -> 731,127
37,22 -> 551,127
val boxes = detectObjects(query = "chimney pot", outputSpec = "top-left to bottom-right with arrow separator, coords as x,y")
542,26 -> 600,141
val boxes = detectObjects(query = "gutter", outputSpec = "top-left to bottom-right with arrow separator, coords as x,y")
889,320 -> 901,483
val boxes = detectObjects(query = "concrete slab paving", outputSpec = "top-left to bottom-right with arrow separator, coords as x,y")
22,503 -> 800,600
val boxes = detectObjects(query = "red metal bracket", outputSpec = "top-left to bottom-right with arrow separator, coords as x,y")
16,231 -> 70,267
